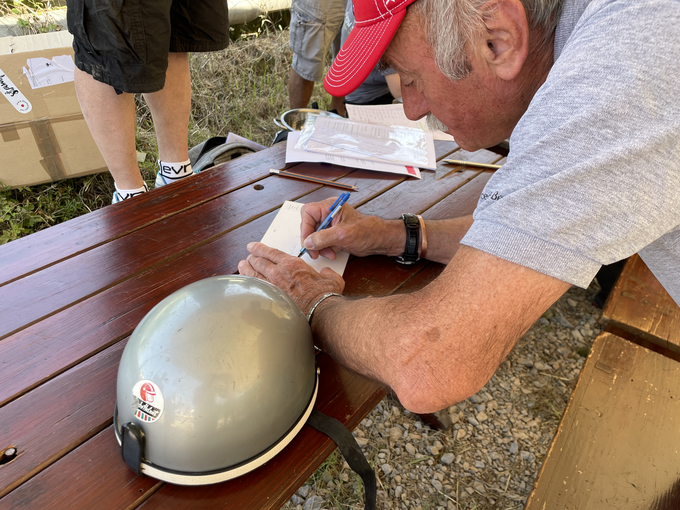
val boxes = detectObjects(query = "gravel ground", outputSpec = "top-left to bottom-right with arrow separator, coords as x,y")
282,280 -> 604,510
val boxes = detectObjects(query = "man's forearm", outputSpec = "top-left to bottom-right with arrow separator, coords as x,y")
307,245 -> 571,414
310,278 -> 484,413
420,215 -> 474,264
374,215 -> 474,263
311,293 -> 413,390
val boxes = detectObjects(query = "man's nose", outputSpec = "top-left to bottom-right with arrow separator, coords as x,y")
401,86 -> 429,122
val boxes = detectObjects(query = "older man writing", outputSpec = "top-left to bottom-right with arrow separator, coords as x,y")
238,0 -> 680,413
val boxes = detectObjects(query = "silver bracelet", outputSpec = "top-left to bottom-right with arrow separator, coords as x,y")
306,292 -> 342,323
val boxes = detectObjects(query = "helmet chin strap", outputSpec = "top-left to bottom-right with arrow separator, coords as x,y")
117,406 -> 376,508
307,409 -> 377,510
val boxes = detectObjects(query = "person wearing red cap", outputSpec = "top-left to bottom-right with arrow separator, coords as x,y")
240,0 -> 680,413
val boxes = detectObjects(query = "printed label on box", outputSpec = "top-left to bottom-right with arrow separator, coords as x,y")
0,68 -> 32,113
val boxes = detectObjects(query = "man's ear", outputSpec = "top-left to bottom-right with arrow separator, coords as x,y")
478,0 -> 529,81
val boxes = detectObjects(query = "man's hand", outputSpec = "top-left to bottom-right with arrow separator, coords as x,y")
238,242 -> 345,315
300,198 -> 404,260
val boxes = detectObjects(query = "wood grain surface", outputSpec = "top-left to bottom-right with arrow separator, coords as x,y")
602,254 -> 680,352
526,332 -> 680,510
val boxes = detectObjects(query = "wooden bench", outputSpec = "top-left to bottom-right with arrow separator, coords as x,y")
526,330 -> 680,509
528,256 -> 680,508
601,254 -> 680,354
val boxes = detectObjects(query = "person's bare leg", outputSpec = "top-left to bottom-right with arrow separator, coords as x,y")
74,67 -> 143,190
143,52 -> 191,163
289,69 -> 315,109
330,95 -> 346,116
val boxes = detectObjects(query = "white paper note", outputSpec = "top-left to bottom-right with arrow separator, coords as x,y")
261,201 -> 350,275
346,103 -> 455,142
22,55 -> 75,89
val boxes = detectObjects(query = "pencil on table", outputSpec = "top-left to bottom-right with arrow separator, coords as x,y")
442,159 -> 502,169
269,169 -> 358,191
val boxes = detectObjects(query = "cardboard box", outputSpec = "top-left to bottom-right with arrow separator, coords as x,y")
0,31 -> 107,188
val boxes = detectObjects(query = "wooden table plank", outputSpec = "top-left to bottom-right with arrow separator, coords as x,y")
0,428 -> 161,510
357,167 -> 481,217
601,254 -> 680,353
526,331 -> 680,509
422,171 -> 494,220
0,342 -> 124,497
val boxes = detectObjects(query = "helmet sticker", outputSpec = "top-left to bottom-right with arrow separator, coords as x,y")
132,380 -> 164,423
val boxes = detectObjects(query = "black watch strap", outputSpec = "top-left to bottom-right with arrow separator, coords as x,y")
396,213 -> 420,265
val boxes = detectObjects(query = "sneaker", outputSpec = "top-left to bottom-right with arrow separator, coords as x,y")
112,183 -> 149,204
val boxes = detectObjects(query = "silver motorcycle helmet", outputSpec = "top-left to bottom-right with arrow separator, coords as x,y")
114,275 -> 318,485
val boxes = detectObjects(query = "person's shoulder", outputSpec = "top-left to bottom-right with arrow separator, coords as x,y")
559,0 -> 680,59
580,0 -> 680,26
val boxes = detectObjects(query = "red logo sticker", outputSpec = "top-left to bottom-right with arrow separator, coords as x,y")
132,380 -> 164,423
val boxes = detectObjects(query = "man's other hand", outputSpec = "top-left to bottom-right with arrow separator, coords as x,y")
238,242 -> 345,315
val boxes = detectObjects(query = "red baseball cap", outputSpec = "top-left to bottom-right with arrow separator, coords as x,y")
323,0 -> 418,97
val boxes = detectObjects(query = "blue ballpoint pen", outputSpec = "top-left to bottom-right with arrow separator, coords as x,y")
298,192 -> 351,257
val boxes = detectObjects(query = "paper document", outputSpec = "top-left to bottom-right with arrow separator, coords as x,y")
301,116 -> 436,170
285,131 -> 420,178
22,55 -> 75,89
346,103 -> 455,142
261,201 -> 350,275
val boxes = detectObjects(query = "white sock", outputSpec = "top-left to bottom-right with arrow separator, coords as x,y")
157,160 -> 193,183
113,182 -> 149,204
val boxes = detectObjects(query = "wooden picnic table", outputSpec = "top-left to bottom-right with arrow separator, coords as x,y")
0,139 -> 504,509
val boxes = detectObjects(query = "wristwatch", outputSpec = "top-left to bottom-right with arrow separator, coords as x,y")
396,213 -> 420,265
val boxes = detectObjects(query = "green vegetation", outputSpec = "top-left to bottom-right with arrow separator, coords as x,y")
0,13 -> 337,244
1,0 -> 65,34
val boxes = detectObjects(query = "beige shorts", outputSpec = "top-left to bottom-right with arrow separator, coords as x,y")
289,0 -> 347,82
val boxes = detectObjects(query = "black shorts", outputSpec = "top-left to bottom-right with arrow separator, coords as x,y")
67,0 -> 230,94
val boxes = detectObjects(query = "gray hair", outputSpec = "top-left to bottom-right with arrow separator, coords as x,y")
410,0 -> 565,80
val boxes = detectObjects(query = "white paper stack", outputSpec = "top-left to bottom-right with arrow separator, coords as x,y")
285,115 -> 438,179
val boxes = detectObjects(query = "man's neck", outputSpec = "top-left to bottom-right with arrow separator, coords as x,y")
516,28 -> 556,113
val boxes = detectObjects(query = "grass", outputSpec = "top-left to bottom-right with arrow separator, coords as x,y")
0,0 -> 65,34
0,9 -> 338,244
